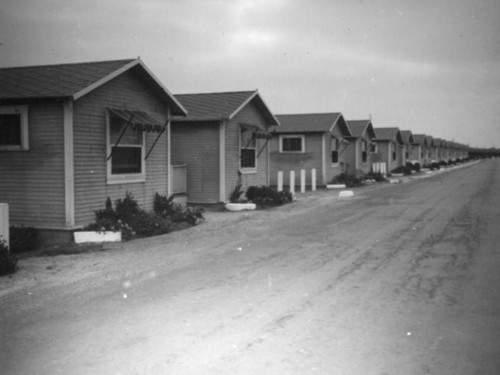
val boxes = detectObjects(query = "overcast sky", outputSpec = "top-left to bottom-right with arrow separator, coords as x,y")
1,0 -> 499,148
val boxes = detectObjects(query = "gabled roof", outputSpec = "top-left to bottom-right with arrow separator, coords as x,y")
433,138 -> 445,147
273,112 -> 350,136
373,127 -> 404,144
412,134 -> 427,145
425,135 -> 435,147
346,120 -> 376,139
173,90 -> 279,126
400,130 -> 414,144
0,58 -> 187,115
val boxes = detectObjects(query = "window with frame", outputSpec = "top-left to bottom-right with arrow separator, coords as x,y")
331,136 -> 339,164
370,143 -> 378,153
240,124 -> 256,169
280,134 -> 305,153
361,140 -> 368,163
108,113 -> 145,182
392,144 -> 397,161
0,105 -> 29,151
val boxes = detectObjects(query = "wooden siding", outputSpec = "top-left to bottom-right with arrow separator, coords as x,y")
269,133 -> 324,185
0,102 -> 66,228
409,144 -> 421,164
372,142 -> 392,171
73,70 -> 170,226
225,102 -> 269,201
170,122 -> 220,203
345,135 -> 373,175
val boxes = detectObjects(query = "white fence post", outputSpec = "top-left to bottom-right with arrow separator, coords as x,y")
277,171 -> 283,192
300,169 -> 306,193
290,171 -> 295,195
311,168 -> 317,191
0,203 -> 9,247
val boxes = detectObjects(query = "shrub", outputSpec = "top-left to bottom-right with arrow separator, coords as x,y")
115,192 -> 141,224
154,193 -> 185,221
405,161 -> 421,172
154,193 -> 205,224
85,192 -> 206,241
329,173 -> 364,187
245,185 -> 293,207
84,217 -> 135,241
365,171 -> 388,183
129,211 -> 172,237
391,165 -> 412,175
229,184 -> 246,203
182,206 -> 206,225
430,162 -> 440,170
9,226 -> 40,254
0,237 -> 18,276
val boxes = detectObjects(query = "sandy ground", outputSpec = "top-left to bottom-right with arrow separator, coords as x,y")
1,159 -> 500,375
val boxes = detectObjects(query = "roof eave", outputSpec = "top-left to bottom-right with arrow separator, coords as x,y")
228,90 -> 280,127
72,59 -> 188,117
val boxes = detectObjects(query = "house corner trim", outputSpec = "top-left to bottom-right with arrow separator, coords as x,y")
219,121 -> 226,202
63,99 -> 75,227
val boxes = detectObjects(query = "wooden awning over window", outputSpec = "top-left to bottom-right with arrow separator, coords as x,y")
108,108 -> 166,133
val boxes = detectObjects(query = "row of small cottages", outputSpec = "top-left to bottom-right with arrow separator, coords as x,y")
0,59 -> 469,243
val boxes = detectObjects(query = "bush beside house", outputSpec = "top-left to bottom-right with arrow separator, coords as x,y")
0,237 -> 18,276
83,192 -> 205,241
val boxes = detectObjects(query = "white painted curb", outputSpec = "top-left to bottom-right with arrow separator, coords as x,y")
74,231 -> 122,244
339,190 -> 354,198
327,184 -> 347,189
225,203 -> 257,211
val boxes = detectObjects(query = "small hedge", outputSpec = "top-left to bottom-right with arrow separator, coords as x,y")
9,226 -> 40,254
391,165 -> 412,175
365,171 -> 388,183
0,237 -> 18,276
245,186 -> 293,207
153,193 -> 205,225
84,192 -> 205,241
329,173 -> 364,187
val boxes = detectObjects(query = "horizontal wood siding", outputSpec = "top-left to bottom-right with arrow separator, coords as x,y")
0,102 -> 66,228
269,133 -> 323,185
372,142 -> 390,167
226,102 -> 269,201
409,145 -> 421,163
344,139 -> 358,175
170,122 -> 220,203
73,70 -> 170,226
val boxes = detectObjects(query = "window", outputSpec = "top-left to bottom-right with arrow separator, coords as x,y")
331,136 -> 339,164
361,140 -> 368,163
370,143 -> 378,153
107,112 -> 145,183
0,105 -> 29,150
280,135 -> 305,153
392,144 -> 397,161
240,124 -> 256,169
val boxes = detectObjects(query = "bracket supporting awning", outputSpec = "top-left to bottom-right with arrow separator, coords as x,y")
337,138 -> 350,157
107,108 -> 168,161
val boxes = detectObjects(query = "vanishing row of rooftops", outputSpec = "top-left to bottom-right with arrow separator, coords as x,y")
0,58 -> 469,150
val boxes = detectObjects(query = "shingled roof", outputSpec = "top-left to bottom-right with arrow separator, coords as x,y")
400,130 -> 414,144
273,112 -> 350,135
173,90 -> 279,126
0,58 -> 187,115
346,120 -> 376,138
412,134 -> 428,145
374,127 -> 404,143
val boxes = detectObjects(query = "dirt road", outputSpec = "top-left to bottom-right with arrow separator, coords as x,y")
1,160 -> 500,375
